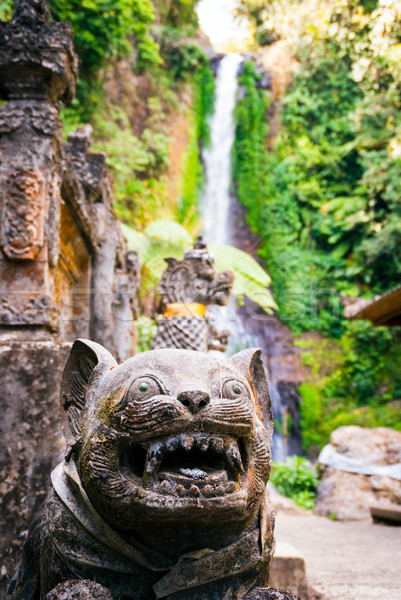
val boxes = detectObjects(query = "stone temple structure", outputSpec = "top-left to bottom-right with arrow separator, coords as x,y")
0,1 -> 140,591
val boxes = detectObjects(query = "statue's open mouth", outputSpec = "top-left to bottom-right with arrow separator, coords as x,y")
121,433 -> 246,499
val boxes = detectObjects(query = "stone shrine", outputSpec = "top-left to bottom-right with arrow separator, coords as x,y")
152,237 -> 233,352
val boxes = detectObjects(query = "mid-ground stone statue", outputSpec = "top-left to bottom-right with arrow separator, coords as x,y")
7,339 -> 282,600
152,237 -> 234,352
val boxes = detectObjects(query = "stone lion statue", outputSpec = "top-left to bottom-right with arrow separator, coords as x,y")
7,339 -> 298,600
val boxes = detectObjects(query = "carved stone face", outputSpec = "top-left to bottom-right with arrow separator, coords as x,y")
61,342 -> 272,538
159,239 -> 234,307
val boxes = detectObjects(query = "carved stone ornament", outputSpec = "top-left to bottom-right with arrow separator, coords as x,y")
0,0 -> 78,104
0,295 -> 59,330
0,168 -> 46,260
7,340 -> 278,600
152,237 -> 234,352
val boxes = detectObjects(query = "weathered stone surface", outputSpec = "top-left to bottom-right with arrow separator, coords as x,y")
269,543 -> 309,599
7,341 -> 275,599
44,580 -> 113,600
152,237 -> 234,352
245,588 -> 301,600
0,341 -> 70,596
0,0 -> 140,347
0,0 -> 78,103
315,426 -> 401,520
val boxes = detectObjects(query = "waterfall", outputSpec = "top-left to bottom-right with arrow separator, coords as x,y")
202,53 -> 243,245
201,54 -> 285,461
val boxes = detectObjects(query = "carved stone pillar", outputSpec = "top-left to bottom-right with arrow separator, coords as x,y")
0,0 -> 78,337
65,125 -> 141,361
0,4 -> 141,590
0,3 -> 78,591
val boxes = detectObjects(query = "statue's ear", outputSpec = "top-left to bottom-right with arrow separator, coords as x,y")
229,348 -> 273,435
60,339 -> 117,448
164,258 -> 177,267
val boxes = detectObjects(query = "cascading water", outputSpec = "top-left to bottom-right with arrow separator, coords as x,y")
201,54 -> 285,460
202,53 -> 243,245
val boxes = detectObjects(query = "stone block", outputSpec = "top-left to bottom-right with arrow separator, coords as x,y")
269,542 -> 309,600
0,341 -> 70,596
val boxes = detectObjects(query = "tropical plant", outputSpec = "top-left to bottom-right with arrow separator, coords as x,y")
135,315 -> 158,352
270,456 -> 318,510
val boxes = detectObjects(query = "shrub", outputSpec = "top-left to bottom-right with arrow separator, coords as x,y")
270,457 -> 318,510
135,316 -> 157,352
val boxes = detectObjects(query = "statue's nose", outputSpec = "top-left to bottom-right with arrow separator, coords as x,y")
177,390 -> 211,414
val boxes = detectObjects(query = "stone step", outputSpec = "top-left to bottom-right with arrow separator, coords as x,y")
269,542 -> 309,600
370,504 -> 401,525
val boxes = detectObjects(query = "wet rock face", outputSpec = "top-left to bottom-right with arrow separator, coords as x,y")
8,341 -> 275,599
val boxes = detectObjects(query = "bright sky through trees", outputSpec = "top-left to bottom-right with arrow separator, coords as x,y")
196,0 -> 248,49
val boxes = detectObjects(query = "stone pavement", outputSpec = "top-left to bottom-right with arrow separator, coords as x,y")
275,512 -> 401,600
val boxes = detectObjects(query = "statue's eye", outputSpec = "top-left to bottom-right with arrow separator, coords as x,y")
127,376 -> 163,401
222,380 -> 247,399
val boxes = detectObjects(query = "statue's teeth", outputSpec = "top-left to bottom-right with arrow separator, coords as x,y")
190,484 -> 200,497
176,484 -> 186,496
196,434 -> 210,452
203,485 -> 213,497
179,434 -> 194,451
226,441 -> 244,473
225,481 -> 235,493
210,436 -> 224,453
160,480 -> 174,493
144,441 -> 164,476
215,485 -> 225,496
166,436 -> 179,452
178,467 -> 207,480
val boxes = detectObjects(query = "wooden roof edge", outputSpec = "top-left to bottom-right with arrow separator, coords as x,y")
343,284 -> 401,325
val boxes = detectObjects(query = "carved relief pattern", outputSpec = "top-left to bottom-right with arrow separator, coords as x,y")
0,105 -> 25,134
0,168 -> 46,260
0,295 -> 59,329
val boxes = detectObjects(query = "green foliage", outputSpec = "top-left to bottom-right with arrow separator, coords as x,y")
135,316 -> 157,352
193,62 -> 215,145
51,0 -> 208,227
176,62 -> 215,227
49,0 -> 161,117
177,118 -> 203,228
161,37 -> 208,81
233,61 -> 270,227
233,1 -> 401,451
91,101 -> 170,226
0,0 -> 13,20
298,322 -> 401,453
234,2 -> 401,333
49,0 -> 160,76
122,221 -> 190,290
270,457 -> 318,510
210,244 -> 277,314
